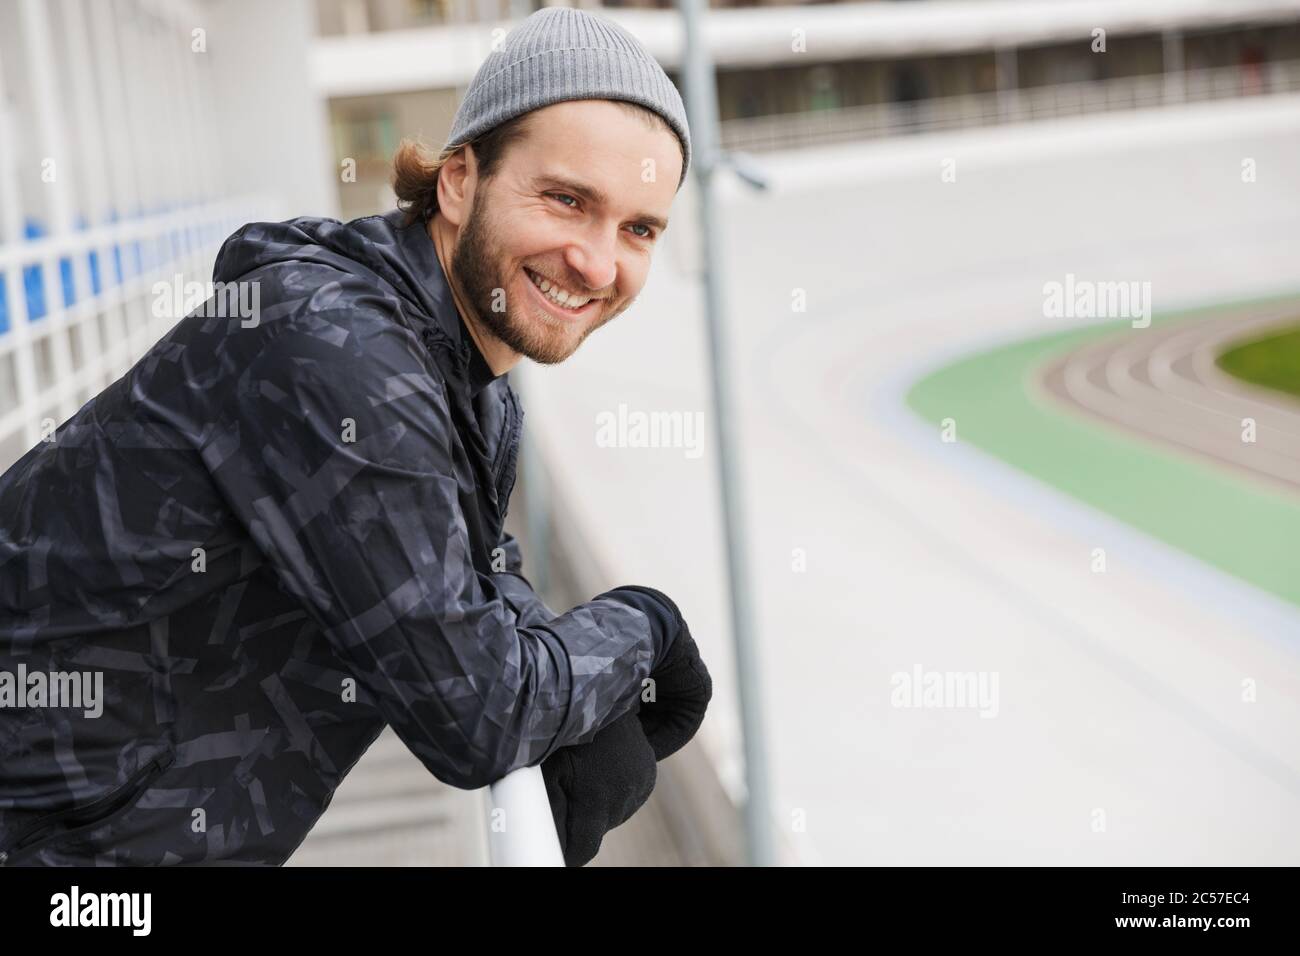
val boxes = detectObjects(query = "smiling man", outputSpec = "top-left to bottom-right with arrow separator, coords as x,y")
0,6 -> 711,867
423,96 -> 681,369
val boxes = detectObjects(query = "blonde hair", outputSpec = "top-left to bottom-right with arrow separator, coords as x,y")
392,111 -> 535,227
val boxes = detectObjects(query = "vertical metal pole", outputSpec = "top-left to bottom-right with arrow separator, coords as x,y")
58,0 -> 108,393
676,0 -> 774,868
0,47 -> 44,450
114,0 -> 161,342
87,0 -> 142,374
116,0 -> 169,343
20,0 -> 79,426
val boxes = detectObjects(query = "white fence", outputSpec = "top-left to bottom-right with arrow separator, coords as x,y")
0,199 -> 273,465
0,0 -> 276,469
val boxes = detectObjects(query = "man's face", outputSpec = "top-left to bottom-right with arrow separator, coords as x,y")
450,99 -> 683,365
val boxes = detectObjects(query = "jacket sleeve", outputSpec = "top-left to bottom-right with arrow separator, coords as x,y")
197,312 -> 671,788
492,530 -> 561,631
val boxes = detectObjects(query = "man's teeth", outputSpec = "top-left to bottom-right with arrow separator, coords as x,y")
528,269 -> 591,308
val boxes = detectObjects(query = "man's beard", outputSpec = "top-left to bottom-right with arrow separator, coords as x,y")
450,187 -> 620,366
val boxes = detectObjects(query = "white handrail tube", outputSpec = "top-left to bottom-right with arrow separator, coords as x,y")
485,765 -> 564,867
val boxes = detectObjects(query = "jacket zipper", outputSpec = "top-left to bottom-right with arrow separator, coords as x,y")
420,323 -> 522,527
0,749 -> 174,865
494,391 -> 523,519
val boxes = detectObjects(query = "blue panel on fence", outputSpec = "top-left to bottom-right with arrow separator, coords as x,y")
60,258 -> 75,307
0,276 -> 8,335
77,215 -> 102,295
24,263 -> 46,321
23,221 -> 48,321
21,219 -> 77,316
107,208 -> 124,285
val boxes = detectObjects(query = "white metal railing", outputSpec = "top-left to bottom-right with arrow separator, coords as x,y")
485,766 -> 565,866
720,58 -> 1300,153
0,0 -> 277,469
0,199 -> 274,460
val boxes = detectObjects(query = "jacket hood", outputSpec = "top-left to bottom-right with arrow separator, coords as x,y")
211,208 -> 499,391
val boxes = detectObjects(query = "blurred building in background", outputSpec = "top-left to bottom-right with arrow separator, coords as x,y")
316,0 -> 1300,219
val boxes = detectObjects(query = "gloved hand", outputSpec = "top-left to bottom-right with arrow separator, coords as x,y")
541,707 -> 657,867
608,585 -> 713,762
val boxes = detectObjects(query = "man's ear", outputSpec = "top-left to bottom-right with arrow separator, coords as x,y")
436,145 -> 477,229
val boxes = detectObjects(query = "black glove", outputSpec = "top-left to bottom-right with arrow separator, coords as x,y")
541,707 -> 657,867
604,584 -> 713,762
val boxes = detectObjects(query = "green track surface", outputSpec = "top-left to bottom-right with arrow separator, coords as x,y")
1217,323 -> 1300,401
906,296 -> 1300,609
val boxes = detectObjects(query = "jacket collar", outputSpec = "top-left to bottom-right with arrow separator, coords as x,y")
390,208 -> 504,398
461,313 -> 501,397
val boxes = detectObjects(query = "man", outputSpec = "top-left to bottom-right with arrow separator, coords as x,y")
0,6 -> 710,867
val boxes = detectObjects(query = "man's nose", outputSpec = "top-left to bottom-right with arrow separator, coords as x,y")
564,226 -> 618,293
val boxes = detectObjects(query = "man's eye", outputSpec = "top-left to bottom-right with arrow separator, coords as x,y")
629,224 -> 655,239
548,193 -> 579,208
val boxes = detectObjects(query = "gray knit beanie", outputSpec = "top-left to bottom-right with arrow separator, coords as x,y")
445,6 -> 691,186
